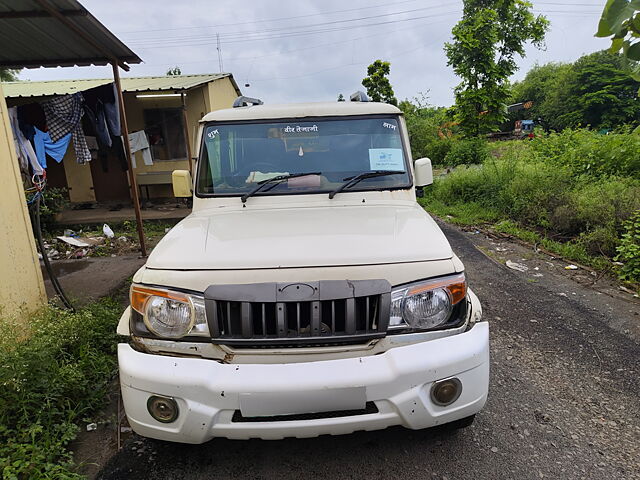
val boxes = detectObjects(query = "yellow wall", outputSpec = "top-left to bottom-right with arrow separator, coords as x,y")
0,85 -> 47,318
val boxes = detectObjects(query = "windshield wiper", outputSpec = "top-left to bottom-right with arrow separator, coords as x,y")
328,170 -> 405,199
241,172 -> 321,203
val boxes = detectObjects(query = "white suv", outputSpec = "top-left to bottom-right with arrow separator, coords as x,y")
117,96 -> 489,443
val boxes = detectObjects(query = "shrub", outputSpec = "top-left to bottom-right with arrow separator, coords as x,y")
615,211 -> 640,283
0,299 -> 121,479
443,137 -> 491,166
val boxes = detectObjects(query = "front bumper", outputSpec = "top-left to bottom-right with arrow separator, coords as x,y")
119,321 -> 489,443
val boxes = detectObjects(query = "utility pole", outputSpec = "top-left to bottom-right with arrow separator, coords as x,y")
216,33 -> 224,73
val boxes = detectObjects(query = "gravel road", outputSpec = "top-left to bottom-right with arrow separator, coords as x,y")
98,222 -> 640,480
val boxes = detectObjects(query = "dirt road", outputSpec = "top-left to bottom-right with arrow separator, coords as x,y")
97,222 -> 640,480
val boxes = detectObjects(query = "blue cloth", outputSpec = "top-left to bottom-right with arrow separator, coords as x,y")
33,127 -> 72,169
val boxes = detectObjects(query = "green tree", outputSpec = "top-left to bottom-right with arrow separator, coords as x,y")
362,60 -> 397,105
445,0 -> 549,137
166,66 -> 182,76
510,51 -> 640,130
337,93 -> 345,102
595,0 -> 640,81
0,68 -> 20,82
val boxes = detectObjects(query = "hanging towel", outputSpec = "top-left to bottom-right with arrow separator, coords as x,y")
8,107 -> 43,175
128,130 -> 153,168
33,127 -> 72,169
41,93 -> 92,164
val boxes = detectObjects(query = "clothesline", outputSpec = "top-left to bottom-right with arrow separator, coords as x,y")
8,82 -> 155,195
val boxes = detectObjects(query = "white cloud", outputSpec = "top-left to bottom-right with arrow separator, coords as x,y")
18,0 -> 611,107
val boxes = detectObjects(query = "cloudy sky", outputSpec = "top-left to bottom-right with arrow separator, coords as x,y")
19,0 -> 611,107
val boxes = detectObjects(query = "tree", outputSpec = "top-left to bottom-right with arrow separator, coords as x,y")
0,68 -> 20,82
510,51 -> 640,130
337,93 -> 345,102
444,0 -> 549,137
362,60 -> 397,105
596,0 -> 640,81
166,66 -> 182,76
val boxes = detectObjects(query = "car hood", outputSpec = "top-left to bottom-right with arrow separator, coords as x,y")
145,204 -> 453,270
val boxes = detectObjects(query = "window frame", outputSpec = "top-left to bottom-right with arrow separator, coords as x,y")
142,107 -> 187,162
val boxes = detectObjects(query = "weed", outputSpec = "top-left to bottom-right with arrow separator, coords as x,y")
0,299 -> 122,479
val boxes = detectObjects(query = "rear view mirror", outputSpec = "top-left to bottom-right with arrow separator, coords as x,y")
172,170 -> 192,198
414,157 -> 433,187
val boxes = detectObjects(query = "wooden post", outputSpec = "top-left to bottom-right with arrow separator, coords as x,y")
112,62 -> 146,257
181,92 -> 193,175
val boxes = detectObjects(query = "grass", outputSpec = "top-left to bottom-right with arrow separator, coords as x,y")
419,131 -> 640,282
0,298 -> 123,479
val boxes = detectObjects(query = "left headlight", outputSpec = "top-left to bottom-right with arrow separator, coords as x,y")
389,273 -> 467,331
130,285 -> 209,339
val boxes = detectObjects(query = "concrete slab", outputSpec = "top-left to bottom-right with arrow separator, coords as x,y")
57,205 -> 189,226
42,255 -> 145,306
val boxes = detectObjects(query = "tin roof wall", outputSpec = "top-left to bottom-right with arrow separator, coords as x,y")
2,74 -> 235,99
0,0 -> 141,70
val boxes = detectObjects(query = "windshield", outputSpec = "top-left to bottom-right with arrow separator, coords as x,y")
196,116 -> 411,197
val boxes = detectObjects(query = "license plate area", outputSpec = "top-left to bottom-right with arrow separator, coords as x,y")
239,387 -> 366,417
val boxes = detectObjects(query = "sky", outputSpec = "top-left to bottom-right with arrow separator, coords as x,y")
19,0 -> 612,107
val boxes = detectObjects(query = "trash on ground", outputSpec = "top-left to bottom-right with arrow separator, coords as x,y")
506,260 -> 528,272
86,423 -> 97,432
103,223 -> 115,238
565,265 -> 579,270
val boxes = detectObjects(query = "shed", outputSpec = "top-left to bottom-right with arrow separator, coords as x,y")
0,0 -> 141,317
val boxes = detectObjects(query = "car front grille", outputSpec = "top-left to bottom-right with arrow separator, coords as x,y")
204,280 -> 391,347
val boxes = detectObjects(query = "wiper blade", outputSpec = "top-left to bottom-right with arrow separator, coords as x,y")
241,172 -> 321,203
328,170 -> 405,199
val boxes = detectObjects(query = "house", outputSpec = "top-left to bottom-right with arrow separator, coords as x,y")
3,73 -> 241,205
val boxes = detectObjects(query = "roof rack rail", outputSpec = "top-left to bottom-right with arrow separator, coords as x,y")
350,91 -> 369,102
233,96 -> 264,108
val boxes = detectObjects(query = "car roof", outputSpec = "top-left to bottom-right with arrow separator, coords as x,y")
201,101 -> 402,122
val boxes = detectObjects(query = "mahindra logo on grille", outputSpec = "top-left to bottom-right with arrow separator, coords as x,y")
278,283 -> 316,301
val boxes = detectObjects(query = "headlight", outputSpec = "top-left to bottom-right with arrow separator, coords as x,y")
130,285 -> 209,339
390,273 -> 467,331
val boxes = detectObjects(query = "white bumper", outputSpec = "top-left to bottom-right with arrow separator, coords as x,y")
119,322 -> 489,443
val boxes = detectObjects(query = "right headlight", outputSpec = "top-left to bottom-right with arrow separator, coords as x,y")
389,273 -> 467,331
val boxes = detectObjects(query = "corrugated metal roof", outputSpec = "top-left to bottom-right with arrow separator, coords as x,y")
1,74 -> 234,98
0,0 -> 141,70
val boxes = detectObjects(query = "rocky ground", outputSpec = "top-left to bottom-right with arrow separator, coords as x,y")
94,221 -> 640,480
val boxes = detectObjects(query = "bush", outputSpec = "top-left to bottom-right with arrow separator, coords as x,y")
616,211 -> 640,283
0,299 -> 121,479
530,129 -> 640,178
423,144 -> 640,269
443,138 -> 491,166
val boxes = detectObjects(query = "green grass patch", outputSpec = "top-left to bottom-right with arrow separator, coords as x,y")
0,299 -> 122,479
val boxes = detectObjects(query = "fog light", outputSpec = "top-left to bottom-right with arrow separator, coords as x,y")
147,395 -> 179,423
430,378 -> 462,406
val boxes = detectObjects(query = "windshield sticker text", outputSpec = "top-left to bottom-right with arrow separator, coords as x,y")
369,148 -> 405,171
207,129 -> 219,139
382,122 -> 397,130
284,125 -> 319,133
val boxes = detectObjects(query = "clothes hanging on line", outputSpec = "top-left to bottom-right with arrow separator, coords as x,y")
8,107 -> 43,176
33,128 -> 72,169
128,130 -> 153,168
41,93 -> 92,164
82,83 -> 121,145
85,135 -> 99,161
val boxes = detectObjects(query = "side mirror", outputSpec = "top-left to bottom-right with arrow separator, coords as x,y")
414,157 -> 433,187
172,170 -> 192,198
